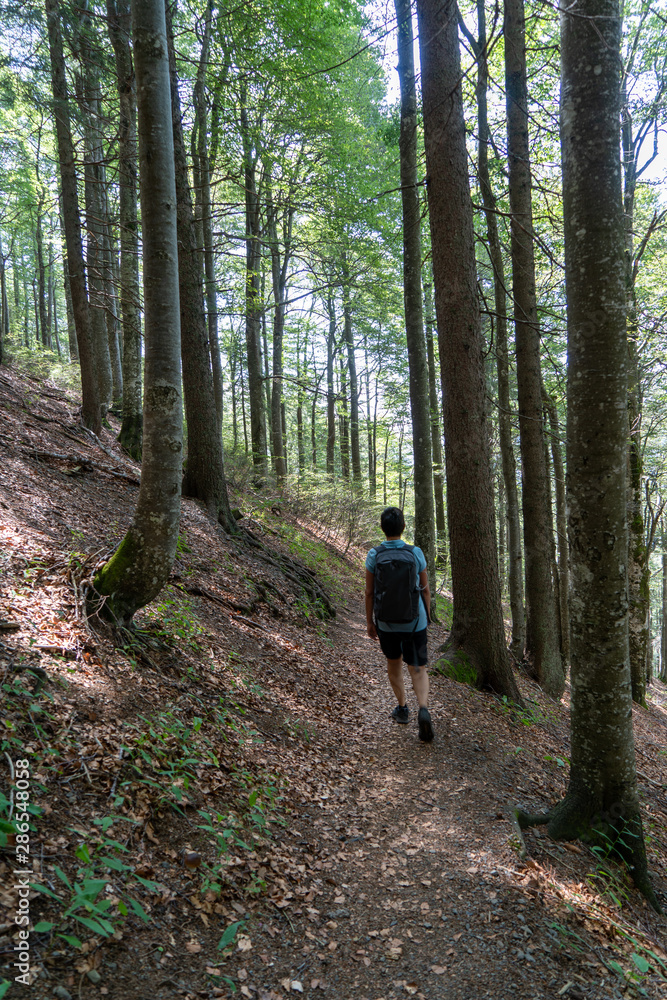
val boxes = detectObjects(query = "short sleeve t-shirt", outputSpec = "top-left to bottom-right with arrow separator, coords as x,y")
366,539 -> 428,632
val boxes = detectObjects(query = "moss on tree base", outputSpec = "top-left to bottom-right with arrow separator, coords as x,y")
117,413 -> 143,462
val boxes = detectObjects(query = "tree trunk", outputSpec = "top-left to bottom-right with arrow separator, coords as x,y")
661,520 -> 667,682
192,0 -> 224,438
75,27 -> 113,414
416,0 -> 519,700
518,0 -> 659,911
92,0 -> 182,623
497,467 -> 505,589
108,0 -> 143,458
469,0 -> 525,658
166,2 -> 236,532
341,255 -> 362,484
395,0 -> 436,593
240,99 -> 267,480
266,185 -> 291,483
423,278 -> 447,566
544,391 -> 570,664
326,293 -> 336,476
505,0 -> 563,696
338,352 -> 350,480
44,0 -> 100,432
105,225 -> 123,409
622,81 -> 649,706
35,205 -> 49,347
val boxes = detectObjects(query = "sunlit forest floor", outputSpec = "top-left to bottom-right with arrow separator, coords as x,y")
1,362 -> 667,1000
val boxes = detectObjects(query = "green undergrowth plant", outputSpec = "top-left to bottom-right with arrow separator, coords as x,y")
134,585 -> 204,651
496,694 -> 550,728
11,348 -> 82,396
551,910 -> 667,995
31,815 -> 160,946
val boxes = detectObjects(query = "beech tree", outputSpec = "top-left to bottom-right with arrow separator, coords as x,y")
44,0 -> 101,433
107,0 -> 143,460
394,0 -> 436,590
518,0 -> 659,910
504,0 -> 564,696
416,0 -> 520,700
92,0 -> 183,624
166,2 -> 236,533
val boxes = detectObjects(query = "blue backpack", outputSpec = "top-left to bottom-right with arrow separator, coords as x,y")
373,543 -> 420,625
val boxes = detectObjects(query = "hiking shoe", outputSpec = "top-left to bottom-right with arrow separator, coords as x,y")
418,707 -> 434,742
392,704 -> 409,724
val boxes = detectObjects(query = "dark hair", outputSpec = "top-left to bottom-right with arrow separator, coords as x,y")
381,506 -> 405,537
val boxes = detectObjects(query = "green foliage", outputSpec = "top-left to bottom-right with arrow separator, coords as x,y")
31,819 -> 159,945
135,586 -> 204,650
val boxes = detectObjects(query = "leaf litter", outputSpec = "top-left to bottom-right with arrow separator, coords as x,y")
0,365 -> 667,999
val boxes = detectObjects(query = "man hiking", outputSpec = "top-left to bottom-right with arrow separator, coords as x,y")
365,506 -> 434,742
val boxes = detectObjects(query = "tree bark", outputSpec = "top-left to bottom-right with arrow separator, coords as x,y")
505,0 -> 564,696
416,0 -> 520,700
76,13 -> 114,413
92,0 -> 182,623
544,391 -> 570,664
338,352 -> 350,480
266,181 -> 292,483
622,77 -> 649,706
395,0 -> 436,594
192,0 -> 224,438
107,0 -> 143,458
469,0 -> 525,659
519,0 -> 659,911
661,520 -> 667,682
166,2 -> 236,532
423,278 -> 447,568
341,255 -> 362,485
44,0 -> 101,432
325,292 -> 336,476
240,93 -> 267,480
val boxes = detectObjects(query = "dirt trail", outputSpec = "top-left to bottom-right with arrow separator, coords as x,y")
253,602 -> 612,1000
1,365 -> 667,1000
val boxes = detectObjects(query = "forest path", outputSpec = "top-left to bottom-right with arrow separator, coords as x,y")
1,365 -> 666,1000
250,599 -> 635,1000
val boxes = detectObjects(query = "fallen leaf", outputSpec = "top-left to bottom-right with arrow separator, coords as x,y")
186,939 -> 201,954
291,983 -> 303,994
241,988 -> 252,999
205,966 -> 222,976
238,969 -> 248,981
431,966 -> 447,975
405,985 -> 419,995
237,935 -> 252,952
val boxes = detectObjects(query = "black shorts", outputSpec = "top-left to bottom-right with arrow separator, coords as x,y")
378,628 -> 428,666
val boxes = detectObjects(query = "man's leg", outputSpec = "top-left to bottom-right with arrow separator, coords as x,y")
407,662 -> 429,709
386,657 -> 407,705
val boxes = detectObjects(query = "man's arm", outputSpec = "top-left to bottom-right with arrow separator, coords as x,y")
419,568 -> 431,623
365,569 -> 377,639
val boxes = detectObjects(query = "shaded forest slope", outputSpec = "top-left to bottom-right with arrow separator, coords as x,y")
1,364 -> 667,1000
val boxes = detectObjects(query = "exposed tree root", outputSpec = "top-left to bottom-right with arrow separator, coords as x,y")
241,529 -> 335,619
515,797 -> 662,913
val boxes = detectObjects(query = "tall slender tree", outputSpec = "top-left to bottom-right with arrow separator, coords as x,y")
394,0 -> 436,593
44,0 -> 101,433
505,0 -> 564,696
416,0 -> 520,700
518,0 -> 659,910
108,0 -> 143,459
166,2 -> 236,531
93,0 -> 183,623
